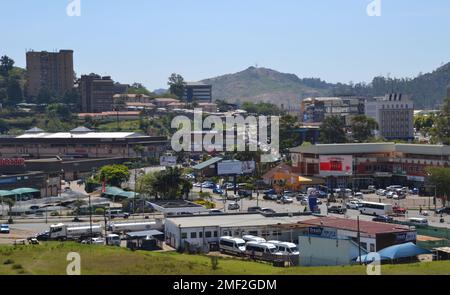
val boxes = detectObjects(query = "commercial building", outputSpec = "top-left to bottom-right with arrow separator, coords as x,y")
165,213 -> 313,251
300,96 -> 365,126
365,93 -> 414,141
113,94 -> 153,104
183,82 -> 212,103
0,126 -> 168,161
80,74 -> 114,113
149,200 -> 208,216
290,142 -> 450,190
26,50 -> 74,97
297,217 -> 416,266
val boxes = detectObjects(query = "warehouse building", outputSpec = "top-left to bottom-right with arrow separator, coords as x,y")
165,213 -> 313,252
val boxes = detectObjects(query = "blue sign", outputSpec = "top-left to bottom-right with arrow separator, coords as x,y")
308,227 -> 337,239
0,177 -> 17,185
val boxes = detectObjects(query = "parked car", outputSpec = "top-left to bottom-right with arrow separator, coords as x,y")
209,209 -> 224,215
263,189 -> 276,195
202,182 -> 216,189
328,206 -> 347,214
435,207 -> 450,215
376,189 -> 386,196
228,203 -> 240,211
247,206 -> 262,213
277,196 -> 294,204
386,191 -> 394,199
372,215 -> 394,223
346,201 -> 361,210
226,194 -> 240,201
296,193 -> 308,201
81,237 -> 105,245
300,197 -> 308,206
260,208 -> 276,214
213,187 -> 224,195
0,224 -> 10,234
392,205 -> 406,215
263,194 -> 278,201
408,217 -> 428,226
354,192 -> 364,199
238,190 -> 252,198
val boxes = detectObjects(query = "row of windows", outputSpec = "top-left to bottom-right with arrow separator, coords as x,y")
181,231 -> 219,239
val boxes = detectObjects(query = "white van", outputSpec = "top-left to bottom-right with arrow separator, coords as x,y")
267,241 -> 300,255
242,235 -> 266,244
219,236 -> 246,255
106,234 -> 121,246
245,242 -> 278,258
408,217 -> 428,226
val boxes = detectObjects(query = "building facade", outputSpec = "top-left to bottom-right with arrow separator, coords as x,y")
290,143 -> 450,190
26,50 -> 74,97
301,96 -> 365,126
365,93 -> 414,141
0,127 -> 168,161
183,82 -> 212,102
80,74 -> 114,112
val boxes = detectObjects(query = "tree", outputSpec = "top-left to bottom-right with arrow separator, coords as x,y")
4,198 -> 15,223
62,88 -> 80,105
350,115 -> 379,142
36,86 -> 55,104
98,165 -> 131,187
167,73 -> 185,99
6,79 -> 23,105
139,167 -> 187,200
0,55 -> 14,77
319,115 -> 347,144
46,103 -> 72,121
0,119 -> 9,134
426,167 -> 450,205
430,98 -> 450,145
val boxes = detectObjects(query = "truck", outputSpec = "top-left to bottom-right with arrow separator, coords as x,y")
48,223 -> 103,240
108,221 -> 162,233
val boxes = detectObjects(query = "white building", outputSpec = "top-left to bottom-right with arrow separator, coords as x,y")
365,93 -> 414,140
164,213 -> 313,252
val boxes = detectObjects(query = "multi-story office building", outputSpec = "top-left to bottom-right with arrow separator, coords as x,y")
80,74 -> 114,112
183,82 -> 212,102
300,96 -> 365,126
365,93 -> 414,141
26,50 -> 74,97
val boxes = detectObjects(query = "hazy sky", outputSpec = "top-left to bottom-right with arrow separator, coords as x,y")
1,0 -> 449,89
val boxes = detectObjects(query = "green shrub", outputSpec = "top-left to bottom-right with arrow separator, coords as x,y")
12,264 -> 23,270
3,259 -> 14,265
95,208 -> 105,215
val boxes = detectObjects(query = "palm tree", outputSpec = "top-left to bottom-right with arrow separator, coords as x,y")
4,198 -> 15,224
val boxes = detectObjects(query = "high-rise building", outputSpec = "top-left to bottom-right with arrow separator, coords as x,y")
365,93 -> 414,141
80,74 -> 114,113
25,50 -> 74,97
183,82 -> 212,102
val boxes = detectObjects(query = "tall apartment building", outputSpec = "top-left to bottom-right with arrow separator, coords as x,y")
365,93 -> 414,141
183,82 -> 212,102
80,74 -> 114,113
300,96 -> 365,126
26,50 -> 74,97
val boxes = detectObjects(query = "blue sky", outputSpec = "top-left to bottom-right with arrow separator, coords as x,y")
1,0 -> 449,89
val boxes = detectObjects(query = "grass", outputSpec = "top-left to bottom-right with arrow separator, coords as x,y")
96,120 -> 141,132
0,242 -> 449,275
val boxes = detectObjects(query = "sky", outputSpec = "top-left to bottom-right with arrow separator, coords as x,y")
1,0 -> 449,89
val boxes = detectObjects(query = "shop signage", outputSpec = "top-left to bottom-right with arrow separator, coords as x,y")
0,158 -> 25,167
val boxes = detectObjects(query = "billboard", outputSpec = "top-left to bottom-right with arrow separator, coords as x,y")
241,161 -> 256,174
218,161 -> 243,175
160,156 -> 177,167
319,155 -> 353,177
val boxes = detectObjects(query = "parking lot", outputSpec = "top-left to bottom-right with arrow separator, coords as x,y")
193,187 -> 450,228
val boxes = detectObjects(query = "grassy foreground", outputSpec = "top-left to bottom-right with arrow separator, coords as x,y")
0,243 -> 449,275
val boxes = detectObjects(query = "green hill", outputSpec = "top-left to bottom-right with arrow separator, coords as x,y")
201,64 -> 450,109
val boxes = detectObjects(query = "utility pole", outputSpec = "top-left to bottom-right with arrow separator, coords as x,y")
89,194 -> 93,238
357,216 -> 362,265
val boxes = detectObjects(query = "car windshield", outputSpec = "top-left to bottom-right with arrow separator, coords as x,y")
236,242 -> 245,248
289,246 -> 298,253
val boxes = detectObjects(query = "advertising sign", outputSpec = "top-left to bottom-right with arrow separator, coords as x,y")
0,158 -> 25,167
218,161 -> 243,175
319,155 -> 353,177
241,161 -> 256,174
308,227 -> 337,239
160,156 -> 177,167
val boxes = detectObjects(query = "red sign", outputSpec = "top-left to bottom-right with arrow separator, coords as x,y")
0,158 -> 25,167
319,155 -> 353,176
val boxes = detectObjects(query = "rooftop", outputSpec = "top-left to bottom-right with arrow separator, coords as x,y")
150,200 -> 203,208
167,213 -> 314,228
302,217 -> 411,235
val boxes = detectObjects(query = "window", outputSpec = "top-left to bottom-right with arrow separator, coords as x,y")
181,233 -> 187,239
213,231 -> 218,237
249,231 -> 258,236
361,242 -> 367,250
190,232 -> 197,239
370,244 -> 375,252
205,231 -> 212,238
199,232 -> 203,238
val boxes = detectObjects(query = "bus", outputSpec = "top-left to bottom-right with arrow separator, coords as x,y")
359,201 -> 393,216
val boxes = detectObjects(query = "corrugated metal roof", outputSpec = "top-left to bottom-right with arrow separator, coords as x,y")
193,157 -> 223,170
